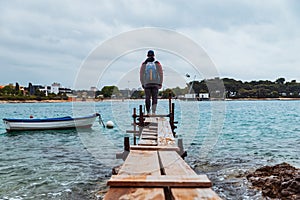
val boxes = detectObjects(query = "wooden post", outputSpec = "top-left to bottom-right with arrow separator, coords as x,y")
116,136 -> 130,160
168,93 -> 174,136
133,108 -> 137,145
170,103 -> 177,137
139,104 -> 144,127
169,92 -> 172,116
178,138 -> 187,159
123,136 -> 130,160
124,136 -> 130,152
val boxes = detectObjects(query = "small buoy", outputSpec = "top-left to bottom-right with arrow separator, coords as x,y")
106,121 -> 114,128
29,115 -> 33,119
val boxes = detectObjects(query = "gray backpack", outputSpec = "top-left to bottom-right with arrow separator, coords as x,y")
144,62 -> 160,84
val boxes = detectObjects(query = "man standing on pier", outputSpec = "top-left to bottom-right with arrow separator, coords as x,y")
140,50 -> 163,115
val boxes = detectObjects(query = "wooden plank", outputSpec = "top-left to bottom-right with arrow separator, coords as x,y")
159,151 -> 218,199
142,130 -> 157,134
144,117 -> 158,123
104,188 -> 165,200
105,150 -> 164,200
157,118 -> 175,146
141,132 -> 158,136
141,135 -> 157,140
108,175 -> 212,187
118,150 -> 160,175
144,114 -> 169,118
171,188 -> 222,200
130,145 -> 179,151
159,151 -> 197,175
126,130 -> 139,134
138,139 -> 157,146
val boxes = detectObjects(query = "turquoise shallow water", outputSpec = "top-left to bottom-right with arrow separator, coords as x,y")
0,100 -> 299,199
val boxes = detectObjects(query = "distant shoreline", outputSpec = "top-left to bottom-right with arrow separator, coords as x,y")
225,97 -> 300,101
1,97 -> 300,104
0,100 -> 70,104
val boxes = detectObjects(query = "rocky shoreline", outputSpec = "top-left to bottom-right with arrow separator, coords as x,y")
247,163 -> 300,199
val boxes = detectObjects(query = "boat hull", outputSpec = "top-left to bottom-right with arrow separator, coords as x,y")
3,113 -> 99,132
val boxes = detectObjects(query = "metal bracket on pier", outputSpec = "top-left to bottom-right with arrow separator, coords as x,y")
125,93 -> 179,148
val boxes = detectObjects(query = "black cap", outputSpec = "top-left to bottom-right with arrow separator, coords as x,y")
147,50 -> 155,57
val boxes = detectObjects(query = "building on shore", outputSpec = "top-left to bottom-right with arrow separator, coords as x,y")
25,83 -> 72,96
179,93 -> 210,101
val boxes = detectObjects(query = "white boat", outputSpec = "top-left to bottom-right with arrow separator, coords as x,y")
3,113 -> 101,132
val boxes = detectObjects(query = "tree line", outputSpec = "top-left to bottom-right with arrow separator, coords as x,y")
122,77 -> 300,99
190,77 -> 300,98
0,83 -> 68,101
2,77 -> 300,100
94,86 -> 188,99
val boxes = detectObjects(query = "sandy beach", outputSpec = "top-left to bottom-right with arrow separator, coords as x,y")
0,100 -> 70,104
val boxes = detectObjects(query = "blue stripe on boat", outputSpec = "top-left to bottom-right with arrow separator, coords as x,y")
3,116 -> 73,123
3,114 -> 97,123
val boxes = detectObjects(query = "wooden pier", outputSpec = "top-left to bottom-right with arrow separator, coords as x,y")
104,101 -> 221,200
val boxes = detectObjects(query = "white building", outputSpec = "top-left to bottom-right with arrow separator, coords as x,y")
51,83 -> 61,94
184,93 -> 197,99
199,93 -> 209,99
39,86 -> 51,96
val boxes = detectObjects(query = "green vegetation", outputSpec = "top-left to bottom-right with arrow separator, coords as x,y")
221,77 -> 300,98
186,77 -> 300,99
0,83 -> 68,101
2,77 -> 300,101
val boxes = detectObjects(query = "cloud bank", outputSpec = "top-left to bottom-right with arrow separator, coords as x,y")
0,0 -> 299,88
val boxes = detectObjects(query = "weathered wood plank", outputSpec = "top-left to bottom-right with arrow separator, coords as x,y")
118,150 -> 160,175
159,151 -> 196,175
142,130 -> 157,134
104,188 -> 165,200
141,135 -> 157,140
126,130 -> 139,134
144,117 -> 158,123
108,175 -> 212,187
145,114 -> 169,118
171,188 -> 222,200
105,150 -> 164,200
157,117 -> 175,146
141,132 -> 158,136
138,139 -> 158,146
159,151 -> 219,199
130,145 -> 179,151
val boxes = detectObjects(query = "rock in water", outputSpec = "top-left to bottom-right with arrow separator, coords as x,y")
247,162 -> 300,199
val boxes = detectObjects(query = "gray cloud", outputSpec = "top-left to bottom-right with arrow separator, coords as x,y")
0,0 -> 299,88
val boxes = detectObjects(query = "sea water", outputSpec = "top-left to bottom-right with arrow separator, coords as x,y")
0,100 -> 299,199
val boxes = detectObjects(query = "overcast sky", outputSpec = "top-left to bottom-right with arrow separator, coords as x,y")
1,0 -> 299,89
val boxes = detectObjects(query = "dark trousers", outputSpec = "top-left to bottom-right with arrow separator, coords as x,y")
145,87 -> 158,114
